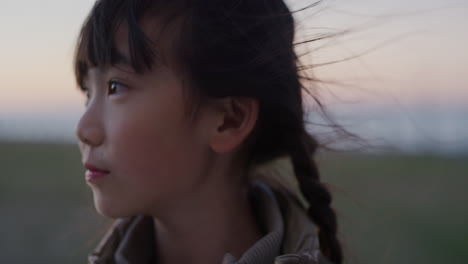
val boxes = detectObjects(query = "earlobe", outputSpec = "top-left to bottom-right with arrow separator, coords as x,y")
210,97 -> 259,153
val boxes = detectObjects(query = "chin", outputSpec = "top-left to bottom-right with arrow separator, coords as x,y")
93,194 -> 136,219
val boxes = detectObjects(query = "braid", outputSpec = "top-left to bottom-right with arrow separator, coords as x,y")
288,131 -> 343,264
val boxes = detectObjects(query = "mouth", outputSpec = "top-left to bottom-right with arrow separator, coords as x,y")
84,163 -> 110,182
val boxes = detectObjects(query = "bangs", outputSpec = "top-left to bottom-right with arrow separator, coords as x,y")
74,0 -> 186,87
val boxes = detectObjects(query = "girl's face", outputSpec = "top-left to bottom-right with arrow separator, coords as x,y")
76,22 -> 215,218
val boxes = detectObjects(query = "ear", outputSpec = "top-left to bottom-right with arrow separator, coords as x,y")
209,97 -> 259,153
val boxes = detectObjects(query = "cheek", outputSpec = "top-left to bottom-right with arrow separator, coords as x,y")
115,115 -> 183,178
106,100 -> 208,211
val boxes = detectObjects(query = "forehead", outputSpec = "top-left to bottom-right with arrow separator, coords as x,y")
114,14 -> 182,66
75,7 -> 185,87
87,15 -> 187,75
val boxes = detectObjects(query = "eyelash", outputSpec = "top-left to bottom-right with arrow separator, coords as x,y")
108,80 -> 128,96
81,87 -> 90,102
81,80 -> 128,104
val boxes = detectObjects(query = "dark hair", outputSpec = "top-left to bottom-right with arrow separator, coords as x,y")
74,0 -> 342,263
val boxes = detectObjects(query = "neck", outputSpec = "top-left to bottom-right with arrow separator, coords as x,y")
152,164 -> 262,264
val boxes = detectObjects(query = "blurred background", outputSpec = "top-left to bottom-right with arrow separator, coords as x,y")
0,0 -> 466,263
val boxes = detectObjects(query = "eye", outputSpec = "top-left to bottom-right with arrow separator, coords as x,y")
81,86 -> 91,105
108,80 -> 129,96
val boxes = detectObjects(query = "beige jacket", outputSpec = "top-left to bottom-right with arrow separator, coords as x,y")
87,158 -> 333,264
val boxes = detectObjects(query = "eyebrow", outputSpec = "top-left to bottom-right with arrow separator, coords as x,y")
79,52 -> 133,88
113,51 -> 132,67
112,51 -> 156,73
110,51 -> 143,74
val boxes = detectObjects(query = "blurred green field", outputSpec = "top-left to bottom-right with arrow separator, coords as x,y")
0,142 -> 466,263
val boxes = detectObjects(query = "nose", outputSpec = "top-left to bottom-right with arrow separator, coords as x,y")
75,103 -> 105,147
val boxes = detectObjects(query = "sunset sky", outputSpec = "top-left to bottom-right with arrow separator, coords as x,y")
0,0 -> 467,145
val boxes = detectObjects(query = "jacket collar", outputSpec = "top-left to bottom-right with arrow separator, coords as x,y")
88,182 -> 331,264
221,182 -> 284,264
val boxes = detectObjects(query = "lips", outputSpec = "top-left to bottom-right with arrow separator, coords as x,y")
84,163 -> 110,181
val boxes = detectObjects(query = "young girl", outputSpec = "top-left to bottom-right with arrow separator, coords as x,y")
74,0 -> 342,263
